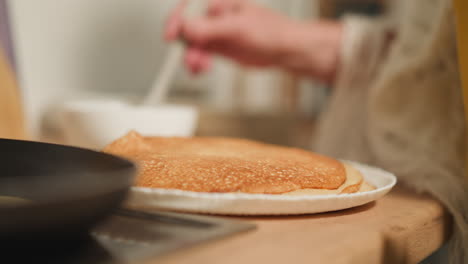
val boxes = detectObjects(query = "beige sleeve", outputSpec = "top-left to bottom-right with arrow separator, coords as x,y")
315,1 -> 468,262
312,15 -> 394,161
367,1 -> 468,263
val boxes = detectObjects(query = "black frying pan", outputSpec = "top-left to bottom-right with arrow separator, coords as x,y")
0,138 -> 136,241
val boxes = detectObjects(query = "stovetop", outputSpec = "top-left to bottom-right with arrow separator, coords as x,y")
2,209 -> 255,264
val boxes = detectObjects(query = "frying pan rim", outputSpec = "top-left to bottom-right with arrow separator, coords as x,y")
0,138 -> 137,208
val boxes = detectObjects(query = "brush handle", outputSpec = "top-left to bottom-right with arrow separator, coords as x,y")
143,0 -> 207,106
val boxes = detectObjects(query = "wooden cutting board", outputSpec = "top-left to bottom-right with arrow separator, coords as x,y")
144,187 -> 451,264
0,44 -> 26,139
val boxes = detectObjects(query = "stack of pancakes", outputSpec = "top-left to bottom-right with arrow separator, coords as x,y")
104,131 -> 374,195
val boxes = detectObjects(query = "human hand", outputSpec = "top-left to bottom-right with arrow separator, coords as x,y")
165,0 -> 342,84
164,0 -> 297,74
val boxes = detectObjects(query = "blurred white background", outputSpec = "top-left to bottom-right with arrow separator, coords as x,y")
8,0 -> 321,141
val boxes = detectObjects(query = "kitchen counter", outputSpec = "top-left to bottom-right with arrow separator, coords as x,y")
142,186 -> 451,264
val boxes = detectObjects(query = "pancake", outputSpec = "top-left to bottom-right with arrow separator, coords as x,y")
104,131 -> 360,195
358,181 -> 376,192
284,163 -> 363,195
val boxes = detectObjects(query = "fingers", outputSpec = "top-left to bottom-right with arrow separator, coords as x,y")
164,0 -> 188,41
185,47 -> 212,74
170,0 -> 251,74
207,0 -> 226,16
208,0 -> 246,15
205,42 -> 271,67
166,0 -> 241,41
182,16 -> 241,46
195,52 -> 212,73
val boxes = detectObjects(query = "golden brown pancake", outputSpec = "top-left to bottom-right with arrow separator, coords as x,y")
358,181 -> 376,192
284,163 -> 363,195
104,131 -> 353,194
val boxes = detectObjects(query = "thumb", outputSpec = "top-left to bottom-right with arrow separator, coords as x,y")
164,0 -> 188,41
181,16 -> 241,46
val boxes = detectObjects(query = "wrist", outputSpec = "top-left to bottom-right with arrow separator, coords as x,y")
279,20 -> 343,84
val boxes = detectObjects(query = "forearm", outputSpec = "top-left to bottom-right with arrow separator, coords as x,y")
278,20 -> 343,85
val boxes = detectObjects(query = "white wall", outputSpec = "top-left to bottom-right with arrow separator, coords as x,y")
9,0 -> 181,138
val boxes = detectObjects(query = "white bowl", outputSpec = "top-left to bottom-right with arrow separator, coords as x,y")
58,99 -> 198,150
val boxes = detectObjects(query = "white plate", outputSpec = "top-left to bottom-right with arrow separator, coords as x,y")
125,161 -> 397,215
